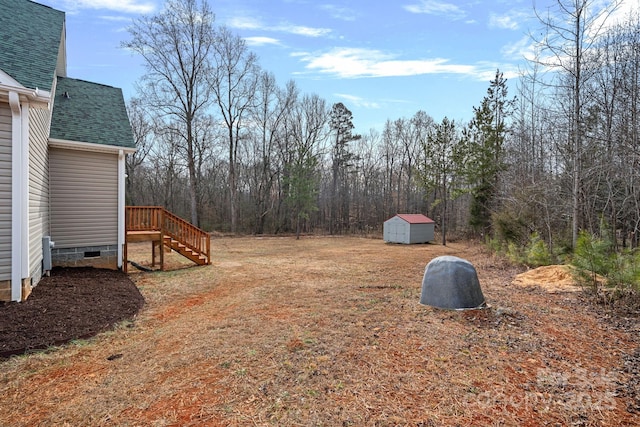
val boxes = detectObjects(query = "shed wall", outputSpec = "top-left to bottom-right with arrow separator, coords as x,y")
408,223 -> 434,244
0,104 -> 11,281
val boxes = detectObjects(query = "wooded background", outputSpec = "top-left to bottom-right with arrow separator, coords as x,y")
124,0 -> 640,252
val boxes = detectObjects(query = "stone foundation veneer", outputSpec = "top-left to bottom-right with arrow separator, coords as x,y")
51,244 -> 118,270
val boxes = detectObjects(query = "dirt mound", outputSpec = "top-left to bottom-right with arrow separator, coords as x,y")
512,264 -> 582,293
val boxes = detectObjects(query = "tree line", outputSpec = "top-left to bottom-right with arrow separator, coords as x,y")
124,0 -> 640,252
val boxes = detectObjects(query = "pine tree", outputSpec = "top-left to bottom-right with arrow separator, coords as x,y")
465,69 -> 515,235
285,149 -> 319,239
417,117 -> 465,245
329,103 -> 360,234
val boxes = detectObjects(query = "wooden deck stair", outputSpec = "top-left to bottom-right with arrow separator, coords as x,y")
163,235 -> 209,265
124,206 -> 211,272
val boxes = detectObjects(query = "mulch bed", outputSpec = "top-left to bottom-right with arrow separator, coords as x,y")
0,267 -> 144,358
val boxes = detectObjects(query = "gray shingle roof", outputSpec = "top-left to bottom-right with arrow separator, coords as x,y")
0,0 -> 64,91
51,77 -> 135,149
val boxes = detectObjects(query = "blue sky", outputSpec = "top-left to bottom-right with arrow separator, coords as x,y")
36,0 -> 638,132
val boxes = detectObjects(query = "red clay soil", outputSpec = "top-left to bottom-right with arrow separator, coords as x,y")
1,238 -> 640,426
0,267 -> 144,358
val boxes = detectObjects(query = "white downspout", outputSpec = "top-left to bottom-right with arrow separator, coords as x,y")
117,149 -> 125,269
9,91 -> 23,302
21,99 -> 29,280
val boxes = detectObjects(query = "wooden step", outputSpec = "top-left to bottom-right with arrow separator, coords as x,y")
164,237 -> 209,265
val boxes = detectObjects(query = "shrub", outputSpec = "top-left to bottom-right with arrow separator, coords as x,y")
571,230 -> 613,293
492,211 -> 527,245
485,235 -> 502,253
525,232 -> 553,267
570,229 -> 640,302
606,248 -> 640,292
506,241 -> 525,265
486,231 -> 555,268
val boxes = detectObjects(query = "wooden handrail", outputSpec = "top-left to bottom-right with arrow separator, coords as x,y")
162,209 -> 209,258
126,206 -> 211,265
126,206 -> 163,232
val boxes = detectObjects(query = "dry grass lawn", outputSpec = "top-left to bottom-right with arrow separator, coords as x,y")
1,236 -> 639,426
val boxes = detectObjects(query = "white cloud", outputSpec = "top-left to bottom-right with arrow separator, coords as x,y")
473,62 -> 520,81
228,16 -> 332,38
593,0 -> 639,34
228,17 -> 262,30
295,47 -> 500,80
244,36 -> 281,47
501,35 -> 537,61
489,11 -> 525,30
534,0 -> 638,42
319,4 -> 357,21
282,24 -> 332,37
403,0 -> 466,19
334,93 -> 381,109
530,0 -> 638,63
99,15 -> 134,22
58,0 -> 155,14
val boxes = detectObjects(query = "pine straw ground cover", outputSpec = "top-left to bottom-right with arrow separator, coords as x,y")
1,236 -> 639,426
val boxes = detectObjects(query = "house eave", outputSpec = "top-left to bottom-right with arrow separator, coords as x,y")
48,138 -> 136,154
0,83 -> 51,108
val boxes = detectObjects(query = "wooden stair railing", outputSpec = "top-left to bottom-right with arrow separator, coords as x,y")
125,206 -> 211,272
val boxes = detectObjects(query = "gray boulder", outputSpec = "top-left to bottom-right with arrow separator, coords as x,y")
420,255 -> 486,309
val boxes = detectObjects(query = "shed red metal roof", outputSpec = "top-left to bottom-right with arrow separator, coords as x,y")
394,214 -> 435,224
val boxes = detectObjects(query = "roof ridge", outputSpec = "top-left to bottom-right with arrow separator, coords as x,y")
57,76 -> 119,90
393,213 -> 435,223
0,0 -> 65,91
25,0 -> 61,13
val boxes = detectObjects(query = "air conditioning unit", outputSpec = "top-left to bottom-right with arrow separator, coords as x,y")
42,236 -> 55,273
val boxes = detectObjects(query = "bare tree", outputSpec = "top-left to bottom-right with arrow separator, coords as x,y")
417,117 -> 465,245
125,97 -> 154,205
381,121 -> 402,217
123,0 -> 215,226
145,128 -> 186,212
352,129 -> 387,231
247,74 -> 296,234
283,93 -> 328,238
532,0 -> 621,247
587,13 -> 640,248
210,26 -> 260,233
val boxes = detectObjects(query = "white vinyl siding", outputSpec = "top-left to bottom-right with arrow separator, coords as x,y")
49,148 -> 118,248
28,107 -> 50,283
0,104 -> 10,280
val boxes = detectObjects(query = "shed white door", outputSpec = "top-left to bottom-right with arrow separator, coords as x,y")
394,222 -> 408,243
385,217 -> 409,243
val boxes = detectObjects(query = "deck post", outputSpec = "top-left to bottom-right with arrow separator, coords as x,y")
151,240 -> 157,267
123,242 -> 128,273
160,208 -> 165,271
206,234 -> 211,264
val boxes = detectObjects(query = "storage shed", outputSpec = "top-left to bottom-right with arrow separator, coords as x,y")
383,214 -> 435,244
